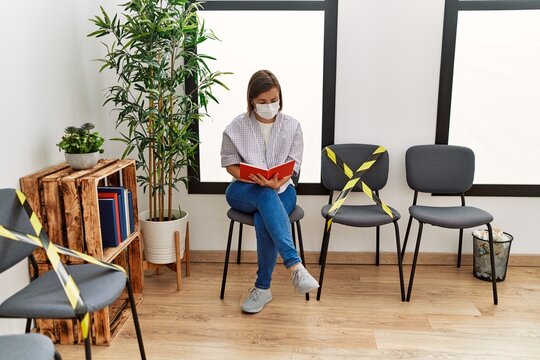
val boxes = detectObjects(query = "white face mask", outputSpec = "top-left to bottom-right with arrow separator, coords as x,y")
255,101 -> 280,120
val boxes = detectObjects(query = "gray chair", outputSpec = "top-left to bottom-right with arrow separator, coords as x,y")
0,188 -> 146,360
401,145 -> 498,304
220,176 -> 309,300
317,144 -> 405,301
0,333 -> 61,360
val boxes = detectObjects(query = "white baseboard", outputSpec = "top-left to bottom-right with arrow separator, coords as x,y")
188,250 -> 540,267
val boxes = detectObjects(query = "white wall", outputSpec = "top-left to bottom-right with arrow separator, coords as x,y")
1,0 -> 539,335
0,0 -> 115,335
182,0 -> 540,256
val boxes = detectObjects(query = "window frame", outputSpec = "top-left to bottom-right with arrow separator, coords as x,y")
187,0 -> 338,195
436,0 -> 540,197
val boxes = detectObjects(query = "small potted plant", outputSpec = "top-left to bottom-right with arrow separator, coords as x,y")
57,123 -> 105,170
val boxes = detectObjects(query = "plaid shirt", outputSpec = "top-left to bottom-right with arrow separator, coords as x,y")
221,112 -> 304,193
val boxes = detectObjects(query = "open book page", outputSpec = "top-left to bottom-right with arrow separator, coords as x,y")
239,160 -> 295,181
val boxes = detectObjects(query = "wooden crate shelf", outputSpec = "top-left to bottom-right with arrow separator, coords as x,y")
20,159 -> 143,346
103,231 -> 139,263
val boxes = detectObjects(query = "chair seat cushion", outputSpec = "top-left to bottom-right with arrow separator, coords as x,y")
409,205 -> 493,229
227,205 -> 304,226
321,204 -> 400,227
0,264 -> 126,319
227,208 -> 254,225
0,334 -> 56,360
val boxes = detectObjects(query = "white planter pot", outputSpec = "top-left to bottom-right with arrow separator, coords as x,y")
139,209 -> 188,264
65,152 -> 99,170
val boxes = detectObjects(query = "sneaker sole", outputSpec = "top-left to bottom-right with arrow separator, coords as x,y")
241,296 -> 273,314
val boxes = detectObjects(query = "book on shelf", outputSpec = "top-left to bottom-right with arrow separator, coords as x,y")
98,187 -> 128,241
98,192 -> 122,244
239,160 -> 295,181
127,190 -> 135,233
123,188 -> 130,237
98,197 -> 121,247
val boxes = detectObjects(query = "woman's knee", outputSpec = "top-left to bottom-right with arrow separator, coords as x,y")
256,187 -> 279,202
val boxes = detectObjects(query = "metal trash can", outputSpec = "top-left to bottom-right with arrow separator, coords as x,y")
473,229 -> 513,282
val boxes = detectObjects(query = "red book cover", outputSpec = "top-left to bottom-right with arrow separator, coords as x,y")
239,160 -> 295,181
98,192 -> 122,243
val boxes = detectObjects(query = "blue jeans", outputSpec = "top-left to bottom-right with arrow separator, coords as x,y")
226,181 -> 302,289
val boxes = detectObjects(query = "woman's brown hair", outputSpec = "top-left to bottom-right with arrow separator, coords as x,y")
246,70 -> 283,115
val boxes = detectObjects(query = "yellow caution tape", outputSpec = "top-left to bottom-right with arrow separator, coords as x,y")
323,146 -> 396,232
0,190 -> 126,341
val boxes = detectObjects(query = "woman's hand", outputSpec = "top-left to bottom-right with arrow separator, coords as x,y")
226,164 -> 255,183
249,173 -> 291,190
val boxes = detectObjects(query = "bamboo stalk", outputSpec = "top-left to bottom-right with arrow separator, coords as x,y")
168,47 -> 176,221
149,131 -> 153,221
160,149 -> 165,220
158,91 -> 165,221
157,158 -> 163,221
149,69 -> 155,222
168,156 -> 173,220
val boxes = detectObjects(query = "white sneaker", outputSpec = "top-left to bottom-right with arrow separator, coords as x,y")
291,266 -> 319,294
241,287 -> 273,313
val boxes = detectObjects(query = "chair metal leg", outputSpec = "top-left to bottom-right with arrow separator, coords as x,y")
457,229 -> 463,268
297,222 -> 306,267
291,223 -> 297,250
318,221 -> 326,265
317,222 -> 333,301
83,317 -> 92,360
406,222 -> 424,302
236,223 -> 243,264
376,226 -> 380,266
486,223 -> 498,305
126,280 -> 146,360
295,221 -> 309,301
220,220 -> 235,299
401,215 -> 413,260
393,221 -> 406,302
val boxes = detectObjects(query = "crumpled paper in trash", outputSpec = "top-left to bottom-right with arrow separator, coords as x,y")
473,227 -> 511,242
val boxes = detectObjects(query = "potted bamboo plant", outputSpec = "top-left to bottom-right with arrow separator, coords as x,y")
90,0 -> 228,264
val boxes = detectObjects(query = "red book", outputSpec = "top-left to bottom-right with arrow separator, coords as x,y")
98,192 -> 122,243
239,160 -> 295,181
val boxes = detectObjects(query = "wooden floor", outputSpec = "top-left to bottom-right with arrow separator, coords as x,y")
56,263 -> 540,359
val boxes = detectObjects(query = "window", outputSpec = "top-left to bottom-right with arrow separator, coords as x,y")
188,0 -> 338,194
436,0 -> 540,196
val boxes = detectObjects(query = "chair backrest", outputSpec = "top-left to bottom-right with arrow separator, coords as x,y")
0,188 -> 38,274
406,145 -> 475,194
321,144 -> 389,192
292,172 -> 300,187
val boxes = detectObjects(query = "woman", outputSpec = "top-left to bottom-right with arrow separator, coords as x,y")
221,70 -> 319,313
